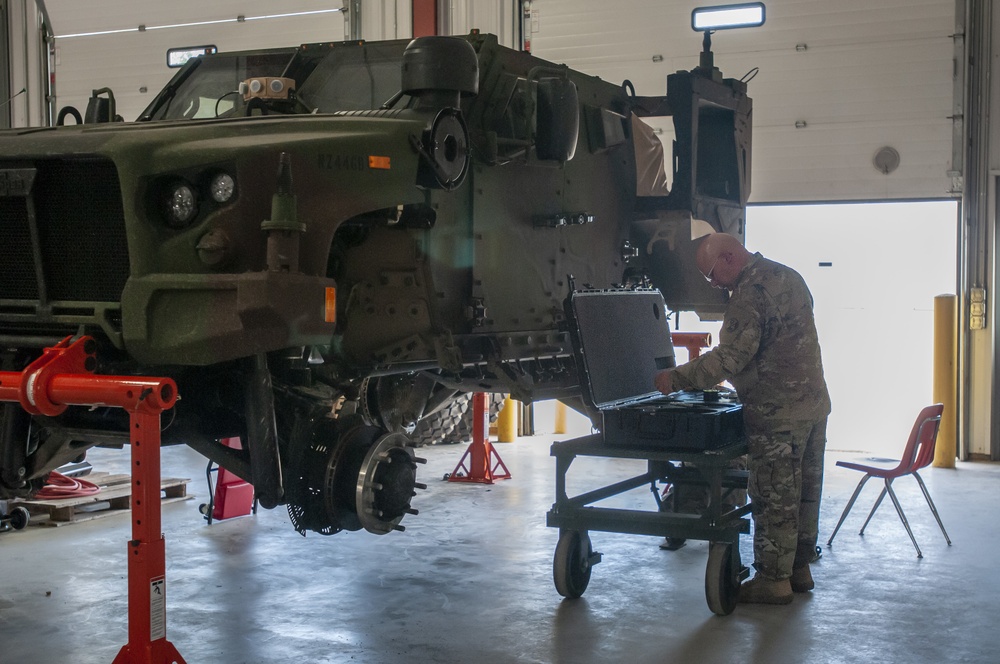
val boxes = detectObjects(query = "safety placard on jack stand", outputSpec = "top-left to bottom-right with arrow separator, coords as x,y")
150,577 -> 166,641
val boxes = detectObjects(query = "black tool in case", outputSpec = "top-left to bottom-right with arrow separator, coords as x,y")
566,287 -> 744,450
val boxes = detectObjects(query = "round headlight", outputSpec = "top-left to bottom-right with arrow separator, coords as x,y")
167,182 -> 197,227
210,172 -> 236,203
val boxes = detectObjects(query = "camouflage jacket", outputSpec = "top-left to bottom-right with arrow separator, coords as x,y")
671,253 -> 831,430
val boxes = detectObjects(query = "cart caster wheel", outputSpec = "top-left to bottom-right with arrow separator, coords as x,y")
705,542 -> 741,616
8,506 -> 30,530
553,531 -> 600,599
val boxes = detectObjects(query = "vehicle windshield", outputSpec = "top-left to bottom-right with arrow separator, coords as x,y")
140,41 -> 410,122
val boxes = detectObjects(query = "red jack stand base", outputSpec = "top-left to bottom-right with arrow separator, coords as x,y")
449,393 -> 512,484
113,639 -> 187,664
203,437 -> 256,524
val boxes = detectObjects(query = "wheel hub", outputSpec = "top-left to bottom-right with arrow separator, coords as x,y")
286,415 -> 425,536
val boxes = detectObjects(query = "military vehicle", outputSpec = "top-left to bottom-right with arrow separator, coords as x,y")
0,29 -> 751,536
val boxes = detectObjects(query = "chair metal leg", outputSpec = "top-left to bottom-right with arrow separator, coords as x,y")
884,480 -> 922,558
859,484 -> 889,536
827,474 -> 872,546
912,471 -> 952,545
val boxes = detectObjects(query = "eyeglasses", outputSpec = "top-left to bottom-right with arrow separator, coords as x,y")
702,255 -> 721,282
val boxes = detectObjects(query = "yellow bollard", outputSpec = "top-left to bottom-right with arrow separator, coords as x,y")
497,395 -> 518,442
554,400 -> 567,434
932,294 -> 957,468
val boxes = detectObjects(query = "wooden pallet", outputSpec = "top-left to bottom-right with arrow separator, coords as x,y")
13,472 -> 191,527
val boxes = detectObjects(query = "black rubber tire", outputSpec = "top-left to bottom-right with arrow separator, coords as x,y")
553,530 -> 593,599
705,541 -> 740,616
8,506 -> 30,530
409,398 -> 466,447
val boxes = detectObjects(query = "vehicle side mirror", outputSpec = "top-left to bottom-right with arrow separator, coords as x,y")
84,88 -> 122,123
536,77 -> 579,162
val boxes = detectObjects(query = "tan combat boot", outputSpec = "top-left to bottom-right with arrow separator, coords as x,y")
737,575 -> 793,605
790,565 -> 814,592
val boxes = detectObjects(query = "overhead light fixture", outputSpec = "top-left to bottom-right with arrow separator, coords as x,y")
691,3 -> 766,32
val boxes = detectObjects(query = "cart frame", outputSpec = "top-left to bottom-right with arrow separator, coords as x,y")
546,433 -> 751,615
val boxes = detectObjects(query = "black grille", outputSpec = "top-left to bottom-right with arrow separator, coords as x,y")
0,197 -> 38,299
0,159 -> 129,303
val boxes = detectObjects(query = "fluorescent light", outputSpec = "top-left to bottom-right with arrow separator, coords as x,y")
692,3 -> 766,31
55,9 -> 343,40
145,18 -> 240,33
55,27 -> 137,39
244,10 -> 344,21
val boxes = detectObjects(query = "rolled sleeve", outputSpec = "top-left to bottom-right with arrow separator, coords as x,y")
672,298 -> 762,390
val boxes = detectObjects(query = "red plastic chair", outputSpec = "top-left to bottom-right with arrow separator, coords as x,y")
826,404 -> 952,558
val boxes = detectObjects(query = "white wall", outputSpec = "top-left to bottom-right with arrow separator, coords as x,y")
528,0 -> 957,204
6,0 -> 47,126
44,1 -> 347,122
440,0 -> 520,47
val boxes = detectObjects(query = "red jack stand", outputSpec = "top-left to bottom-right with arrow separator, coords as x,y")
0,337 -> 187,664
671,331 -> 712,361
202,437 -> 256,524
449,393 -> 512,484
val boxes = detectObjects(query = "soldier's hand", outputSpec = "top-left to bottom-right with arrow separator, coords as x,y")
654,369 -> 674,395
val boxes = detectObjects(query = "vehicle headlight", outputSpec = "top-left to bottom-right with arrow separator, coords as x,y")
209,172 -> 236,203
166,182 -> 198,227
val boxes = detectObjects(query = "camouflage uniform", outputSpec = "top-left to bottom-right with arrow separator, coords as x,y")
671,253 -> 831,580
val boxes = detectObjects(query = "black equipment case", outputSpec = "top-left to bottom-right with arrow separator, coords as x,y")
567,288 -> 744,450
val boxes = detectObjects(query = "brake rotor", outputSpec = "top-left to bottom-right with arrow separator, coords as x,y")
286,413 -> 424,536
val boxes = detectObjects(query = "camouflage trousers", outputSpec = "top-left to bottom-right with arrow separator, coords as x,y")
747,417 -> 828,580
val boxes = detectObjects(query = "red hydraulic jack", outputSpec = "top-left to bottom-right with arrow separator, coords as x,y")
448,392 -> 511,484
671,331 -> 713,360
0,336 -> 187,664
202,437 -> 256,524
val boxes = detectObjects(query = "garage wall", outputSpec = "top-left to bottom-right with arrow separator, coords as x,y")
44,0 -> 347,122
528,0 -> 957,203
5,0 -> 47,127
440,0 -> 521,47
0,1 -> 9,129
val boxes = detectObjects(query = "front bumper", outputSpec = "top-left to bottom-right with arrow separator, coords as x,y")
121,271 -> 336,365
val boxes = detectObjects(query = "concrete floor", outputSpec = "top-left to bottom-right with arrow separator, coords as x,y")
1,430 -> 997,664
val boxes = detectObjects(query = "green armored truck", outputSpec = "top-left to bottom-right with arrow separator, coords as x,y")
0,31 -> 750,536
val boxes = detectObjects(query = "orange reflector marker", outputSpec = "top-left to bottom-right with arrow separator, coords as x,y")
324,287 -> 336,323
368,155 -> 391,169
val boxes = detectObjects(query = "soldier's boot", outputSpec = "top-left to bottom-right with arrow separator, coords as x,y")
790,564 -> 814,592
737,576 -> 793,605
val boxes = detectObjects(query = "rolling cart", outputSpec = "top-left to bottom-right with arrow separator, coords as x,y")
546,287 -> 751,615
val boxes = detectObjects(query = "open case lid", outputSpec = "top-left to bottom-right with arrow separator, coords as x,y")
567,288 -> 676,410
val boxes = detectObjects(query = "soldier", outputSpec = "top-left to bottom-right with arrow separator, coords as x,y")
654,232 -> 831,605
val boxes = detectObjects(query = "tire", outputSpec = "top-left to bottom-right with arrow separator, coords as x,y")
8,506 -> 29,530
408,398 -> 466,447
553,530 -> 595,599
705,542 -> 740,616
